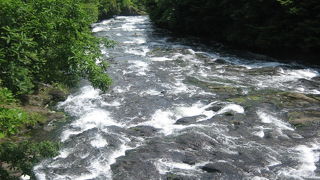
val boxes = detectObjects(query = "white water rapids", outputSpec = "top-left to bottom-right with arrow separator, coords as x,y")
33,16 -> 320,180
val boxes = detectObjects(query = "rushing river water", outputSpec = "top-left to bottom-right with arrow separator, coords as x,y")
34,16 -> 320,180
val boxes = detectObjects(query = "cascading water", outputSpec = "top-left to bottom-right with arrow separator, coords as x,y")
34,16 -> 320,180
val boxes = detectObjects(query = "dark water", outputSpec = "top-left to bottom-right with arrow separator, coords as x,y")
33,16 -> 320,180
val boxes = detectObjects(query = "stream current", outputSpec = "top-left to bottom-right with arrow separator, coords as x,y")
34,16 -> 320,180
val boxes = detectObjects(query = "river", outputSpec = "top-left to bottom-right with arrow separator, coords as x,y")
33,16 -> 320,180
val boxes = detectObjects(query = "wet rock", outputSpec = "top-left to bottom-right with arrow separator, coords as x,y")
175,115 -> 205,125
185,76 -> 240,96
128,126 -> 159,137
112,159 -> 160,180
298,79 -> 320,89
201,164 -> 221,173
283,92 -> 318,103
228,91 -> 320,112
165,173 -> 184,180
227,95 -> 263,105
175,133 -> 215,152
312,76 -> 320,81
48,88 -> 67,102
205,105 -> 223,112
214,58 -> 229,64
207,85 -> 240,95
245,67 -> 279,76
163,173 -> 197,180
288,110 -> 320,127
181,153 -> 197,165
231,120 -> 241,126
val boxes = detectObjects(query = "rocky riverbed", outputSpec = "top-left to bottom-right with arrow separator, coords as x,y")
34,16 -> 320,180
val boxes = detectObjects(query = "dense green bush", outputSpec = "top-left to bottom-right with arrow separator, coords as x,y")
0,0 -> 112,96
0,141 -> 60,179
0,87 -> 16,105
0,87 -> 44,138
145,0 -> 320,60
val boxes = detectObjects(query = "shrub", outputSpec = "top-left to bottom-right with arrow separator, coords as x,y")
0,141 -> 60,179
0,0 -> 113,96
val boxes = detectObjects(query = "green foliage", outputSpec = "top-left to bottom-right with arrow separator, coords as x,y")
97,0 -> 145,19
0,141 -> 60,179
98,0 -> 121,19
0,87 -> 16,105
145,0 -> 320,59
0,107 -> 36,137
0,87 -> 46,138
0,0 -> 113,96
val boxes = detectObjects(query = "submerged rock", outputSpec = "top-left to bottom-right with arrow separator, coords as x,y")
128,126 -> 159,137
227,90 -> 320,127
175,115 -> 205,125
185,76 -> 241,96
111,159 -> 160,180
288,110 -> 320,127
201,164 -> 221,173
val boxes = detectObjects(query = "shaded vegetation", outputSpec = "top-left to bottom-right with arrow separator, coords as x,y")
145,0 -> 320,62
0,141 -> 60,180
95,0 -> 146,20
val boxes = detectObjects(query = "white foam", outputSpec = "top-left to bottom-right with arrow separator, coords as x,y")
253,129 -> 265,138
54,148 -> 72,159
294,144 -> 320,177
121,23 -> 136,31
61,109 -> 121,142
101,19 -> 114,25
217,104 -> 245,114
187,49 -> 196,55
257,110 -> 294,131
252,68 -> 320,94
176,102 -> 216,120
58,86 -> 101,116
154,159 -> 208,175
252,176 -> 269,180
33,165 -> 47,180
140,89 -> 162,96
92,26 -> 106,32
101,100 -> 121,107
135,102 -> 217,135
266,154 -> 281,167
125,46 -> 150,56
150,57 -> 172,61
155,159 -> 196,174
90,134 -> 108,148
286,69 -> 319,79
123,37 -> 146,44
113,86 -> 131,94
128,60 -> 149,76
19,175 -> 30,180
143,110 -> 175,135
277,143 -> 320,179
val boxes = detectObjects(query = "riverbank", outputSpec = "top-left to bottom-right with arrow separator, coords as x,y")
145,0 -> 320,66
0,84 -> 69,179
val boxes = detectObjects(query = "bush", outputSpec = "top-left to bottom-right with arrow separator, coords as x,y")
0,87 -> 16,105
0,141 -> 60,179
0,0 -> 112,96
